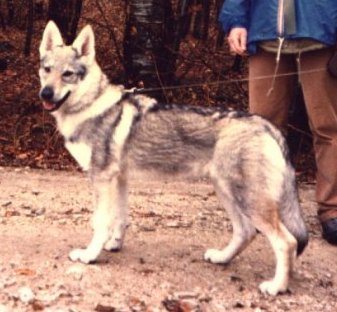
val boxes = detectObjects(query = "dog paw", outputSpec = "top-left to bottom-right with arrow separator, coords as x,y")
259,280 -> 287,296
69,248 -> 97,264
204,249 -> 230,264
104,238 -> 123,252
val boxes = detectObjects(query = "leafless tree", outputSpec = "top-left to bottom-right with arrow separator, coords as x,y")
23,0 -> 34,56
123,0 -> 176,93
48,0 -> 83,44
6,0 -> 14,25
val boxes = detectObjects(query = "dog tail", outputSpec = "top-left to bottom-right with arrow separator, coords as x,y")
280,166 -> 309,256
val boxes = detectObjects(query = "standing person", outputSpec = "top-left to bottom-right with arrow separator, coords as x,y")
219,0 -> 337,245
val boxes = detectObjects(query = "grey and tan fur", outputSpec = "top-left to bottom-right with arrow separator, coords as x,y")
39,21 -> 308,295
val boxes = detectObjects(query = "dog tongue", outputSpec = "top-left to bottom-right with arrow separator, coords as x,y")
42,102 -> 56,111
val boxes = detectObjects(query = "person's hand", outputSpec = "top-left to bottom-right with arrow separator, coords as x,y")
227,27 -> 247,55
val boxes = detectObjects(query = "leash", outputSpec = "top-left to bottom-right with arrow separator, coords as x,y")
125,67 -> 327,95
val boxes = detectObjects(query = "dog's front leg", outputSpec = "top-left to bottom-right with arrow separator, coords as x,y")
69,176 -> 118,264
104,173 -> 128,251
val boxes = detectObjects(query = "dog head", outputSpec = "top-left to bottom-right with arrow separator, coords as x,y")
39,21 -> 97,112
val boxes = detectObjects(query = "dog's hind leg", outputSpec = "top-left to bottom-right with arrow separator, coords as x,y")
204,179 -> 256,264
69,173 -> 127,263
252,200 -> 297,296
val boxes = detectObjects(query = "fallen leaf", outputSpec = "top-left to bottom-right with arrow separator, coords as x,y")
15,268 -> 36,276
94,304 -> 116,312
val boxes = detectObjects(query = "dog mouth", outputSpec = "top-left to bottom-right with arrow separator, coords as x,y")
42,91 -> 71,112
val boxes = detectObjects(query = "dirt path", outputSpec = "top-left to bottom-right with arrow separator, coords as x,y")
0,167 -> 336,312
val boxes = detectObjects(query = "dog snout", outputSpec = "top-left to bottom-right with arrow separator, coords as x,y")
40,86 -> 54,101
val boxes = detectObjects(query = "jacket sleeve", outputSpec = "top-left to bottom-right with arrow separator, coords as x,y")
219,0 -> 250,33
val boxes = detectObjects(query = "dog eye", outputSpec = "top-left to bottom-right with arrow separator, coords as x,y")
44,66 -> 51,73
62,70 -> 74,78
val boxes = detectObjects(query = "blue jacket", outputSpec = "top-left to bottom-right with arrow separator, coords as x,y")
219,0 -> 337,54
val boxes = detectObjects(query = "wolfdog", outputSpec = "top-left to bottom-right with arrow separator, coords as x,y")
38,21 -> 308,295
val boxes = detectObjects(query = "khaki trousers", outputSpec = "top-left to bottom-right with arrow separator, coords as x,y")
249,48 -> 337,221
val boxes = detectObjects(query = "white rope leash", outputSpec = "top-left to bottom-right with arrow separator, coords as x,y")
126,67 -> 327,94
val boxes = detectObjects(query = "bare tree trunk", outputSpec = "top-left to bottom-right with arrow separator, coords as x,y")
23,0 -> 34,56
6,0 -> 14,25
0,8 -> 6,30
35,0 -> 45,20
176,0 -> 193,41
48,0 -> 69,37
216,0 -> 225,47
69,0 -> 83,43
123,0 -> 176,94
48,0 -> 82,44
193,0 -> 211,40
176,0 -> 211,41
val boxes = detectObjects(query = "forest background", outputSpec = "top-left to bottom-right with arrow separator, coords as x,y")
0,0 -> 314,180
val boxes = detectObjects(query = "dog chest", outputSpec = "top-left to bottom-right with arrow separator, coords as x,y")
65,141 -> 92,171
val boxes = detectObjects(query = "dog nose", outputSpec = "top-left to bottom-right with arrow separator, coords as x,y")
40,86 -> 54,101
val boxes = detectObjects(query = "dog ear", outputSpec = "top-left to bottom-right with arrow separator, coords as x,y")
72,25 -> 95,64
39,21 -> 64,56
